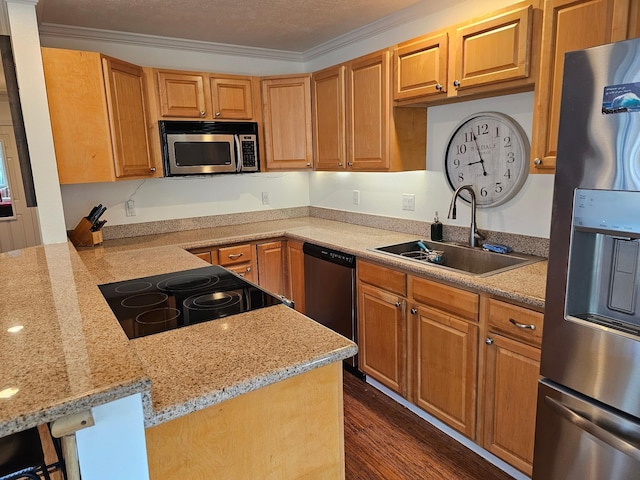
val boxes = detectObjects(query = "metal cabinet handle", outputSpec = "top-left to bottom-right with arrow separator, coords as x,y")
410,308 -> 417,315
306,162 -> 312,167
453,80 -> 461,87
435,83 -> 443,91
200,111 -> 206,117
245,267 -> 251,272
544,396 -> 640,462
509,318 -> 536,330
534,158 -> 543,166
347,162 -> 353,167
485,337 -> 494,345
338,162 -> 343,166
215,111 -> 221,117
228,253 -> 243,259
395,301 -> 402,308
149,167 -> 156,173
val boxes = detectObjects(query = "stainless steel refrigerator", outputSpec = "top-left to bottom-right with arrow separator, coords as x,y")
533,38 -> 640,479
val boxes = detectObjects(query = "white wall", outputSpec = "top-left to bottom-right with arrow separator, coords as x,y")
61,172 -> 310,229
310,92 -> 554,238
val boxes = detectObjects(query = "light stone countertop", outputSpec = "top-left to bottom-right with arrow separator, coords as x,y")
0,216 -> 545,437
0,237 -> 357,435
100,216 -> 548,309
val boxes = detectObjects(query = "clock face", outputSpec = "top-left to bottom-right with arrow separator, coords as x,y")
444,112 -> 529,208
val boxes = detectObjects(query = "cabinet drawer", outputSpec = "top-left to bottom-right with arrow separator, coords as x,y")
357,260 -> 406,296
487,298 -> 543,346
218,244 -> 254,266
226,262 -> 255,282
410,276 -> 479,322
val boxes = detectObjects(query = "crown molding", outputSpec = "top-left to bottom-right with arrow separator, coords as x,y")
38,23 -> 305,62
302,0 -> 441,61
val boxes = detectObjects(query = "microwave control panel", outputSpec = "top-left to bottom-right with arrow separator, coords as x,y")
240,135 -> 258,171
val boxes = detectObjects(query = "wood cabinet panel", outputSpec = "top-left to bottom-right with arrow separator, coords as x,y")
257,241 -> 285,296
531,0 -> 637,173
261,75 -> 313,170
452,5 -> 533,91
412,305 -> 478,438
312,65 -> 347,170
286,240 -> 305,314
482,333 -> 540,475
394,32 -> 449,101
210,76 -> 254,120
357,260 -> 406,296
357,282 -> 407,395
347,50 -> 390,170
188,248 -> 213,264
226,262 -> 256,283
157,71 -> 206,118
42,48 -> 157,184
146,363 -> 345,480
410,276 -> 479,322
218,244 -> 254,266
103,57 -> 154,178
487,298 -> 543,346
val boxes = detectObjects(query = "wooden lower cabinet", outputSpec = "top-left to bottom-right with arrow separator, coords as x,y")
481,333 -> 540,475
411,304 -> 478,438
146,362 -> 345,479
256,241 -> 285,296
357,282 -> 407,396
286,240 -> 305,313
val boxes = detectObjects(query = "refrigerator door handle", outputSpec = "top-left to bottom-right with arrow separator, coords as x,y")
545,395 -> 640,461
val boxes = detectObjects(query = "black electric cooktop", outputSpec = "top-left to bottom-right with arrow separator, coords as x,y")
99,265 -> 282,339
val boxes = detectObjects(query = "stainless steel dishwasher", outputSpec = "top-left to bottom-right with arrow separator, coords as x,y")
303,242 -> 359,373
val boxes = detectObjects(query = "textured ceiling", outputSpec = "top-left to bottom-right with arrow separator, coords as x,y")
36,0 -> 427,52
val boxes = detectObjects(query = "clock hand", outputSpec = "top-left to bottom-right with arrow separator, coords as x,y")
471,133 -> 488,176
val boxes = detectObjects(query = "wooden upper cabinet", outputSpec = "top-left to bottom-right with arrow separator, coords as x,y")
154,69 -> 257,120
531,0 -> 639,173
210,76 -> 254,120
393,1 -> 540,105
261,75 -> 313,171
344,49 -> 427,172
312,65 -> 347,171
156,70 -> 207,118
394,32 -> 449,101
42,48 -> 158,184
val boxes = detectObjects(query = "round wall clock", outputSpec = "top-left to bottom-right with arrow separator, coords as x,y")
443,112 -> 529,208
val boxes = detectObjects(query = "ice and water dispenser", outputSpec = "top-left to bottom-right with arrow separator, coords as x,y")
565,189 -> 640,336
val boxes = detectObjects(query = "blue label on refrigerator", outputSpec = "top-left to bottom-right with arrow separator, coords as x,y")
602,82 -> 640,114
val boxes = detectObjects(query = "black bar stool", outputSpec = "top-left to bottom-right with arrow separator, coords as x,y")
0,426 -> 56,480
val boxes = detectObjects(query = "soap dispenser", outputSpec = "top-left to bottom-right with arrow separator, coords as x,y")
431,212 -> 443,241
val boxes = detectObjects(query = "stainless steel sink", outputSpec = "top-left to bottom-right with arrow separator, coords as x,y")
371,240 -> 544,277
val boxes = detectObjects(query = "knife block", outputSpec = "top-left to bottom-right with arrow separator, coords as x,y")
69,218 -> 103,248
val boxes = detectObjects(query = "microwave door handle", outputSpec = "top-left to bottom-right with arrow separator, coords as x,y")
235,136 -> 242,173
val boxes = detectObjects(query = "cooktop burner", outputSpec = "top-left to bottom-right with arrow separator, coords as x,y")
99,265 -> 282,339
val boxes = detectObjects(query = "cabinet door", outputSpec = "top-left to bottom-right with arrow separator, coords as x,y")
312,66 -> 346,171
257,241 -> 285,296
102,57 -> 155,179
394,32 -> 449,101
261,76 -> 313,170
347,50 -> 390,170
482,333 -> 540,476
286,240 -> 305,313
210,76 -> 254,120
412,304 -> 478,438
357,282 -> 406,395
156,71 -> 207,118
452,4 -> 533,93
531,0 -> 635,172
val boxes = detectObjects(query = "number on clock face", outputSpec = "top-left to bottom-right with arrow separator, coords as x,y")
444,112 -> 529,208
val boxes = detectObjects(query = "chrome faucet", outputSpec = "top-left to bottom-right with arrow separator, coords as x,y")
447,185 -> 485,248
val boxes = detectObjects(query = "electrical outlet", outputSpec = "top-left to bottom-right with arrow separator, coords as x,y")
261,192 -> 270,205
353,190 -> 360,205
125,199 -> 136,217
402,194 -> 415,211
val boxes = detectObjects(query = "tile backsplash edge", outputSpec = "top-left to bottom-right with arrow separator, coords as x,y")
102,206 -> 549,257
309,207 -> 549,258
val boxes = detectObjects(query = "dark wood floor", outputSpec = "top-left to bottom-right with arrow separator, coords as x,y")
343,372 -> 514,480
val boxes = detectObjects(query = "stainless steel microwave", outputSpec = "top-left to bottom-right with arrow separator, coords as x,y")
159,121 -> 259,176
